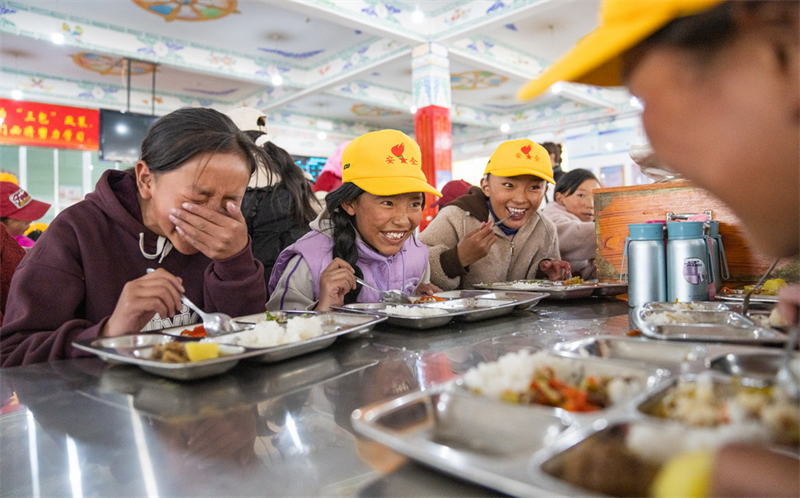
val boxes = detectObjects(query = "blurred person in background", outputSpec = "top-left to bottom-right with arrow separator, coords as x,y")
227,107 -> 320,287
419,179 -> 471,232
312,140 -> 351,209
519,1 -> 799,496
542,169 -> 601,280
0,181 -> 51,249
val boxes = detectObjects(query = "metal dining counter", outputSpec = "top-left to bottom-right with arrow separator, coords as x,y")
0,298 -> 632,497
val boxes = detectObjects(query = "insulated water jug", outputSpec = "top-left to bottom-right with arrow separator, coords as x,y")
621,223 -> 667,307
666,222 -> 713,302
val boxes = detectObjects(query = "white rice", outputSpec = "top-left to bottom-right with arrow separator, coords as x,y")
643,310 -> 707,325
510,281 -> 542,290
215,315 -> 325,348
462,350 -> 642,405
382,305 -> 448,317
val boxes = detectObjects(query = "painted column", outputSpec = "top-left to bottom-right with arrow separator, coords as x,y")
412,42 -> 452,202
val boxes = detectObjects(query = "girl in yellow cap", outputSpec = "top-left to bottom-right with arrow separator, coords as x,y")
521,1 -> 799,496
420,139 -> 571,290
267,130 -> 442,311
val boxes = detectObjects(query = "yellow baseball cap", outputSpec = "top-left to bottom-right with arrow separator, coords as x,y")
0,172 -> 19,185
518,0 -> 724,101
342,130 -> 441,197
484,140 -> 554,184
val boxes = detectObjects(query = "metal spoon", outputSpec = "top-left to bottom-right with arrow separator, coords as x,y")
742,257 -> 780,316
355,277 -> 413,304
146,268 -> 241,336
180,294 -> 242,336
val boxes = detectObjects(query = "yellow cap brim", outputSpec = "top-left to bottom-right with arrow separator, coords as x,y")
349,177 -> 442,197
489,168 -> 555,185
518,0 -> 723,101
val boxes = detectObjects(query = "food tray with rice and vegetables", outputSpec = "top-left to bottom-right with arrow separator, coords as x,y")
333,293 -> 547,330
352,339 -> 800,497
632,303 -> 789,345
473,277 -> 626,299
73,311 -> 385,379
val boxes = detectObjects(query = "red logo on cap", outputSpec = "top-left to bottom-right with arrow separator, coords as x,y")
391,143 -> 407,164
9,188 -> 31,209
520,144 -> 532,159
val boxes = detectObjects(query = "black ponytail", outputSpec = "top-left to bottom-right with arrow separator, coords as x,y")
242,131 -> 321,225
324,183 -> 365,304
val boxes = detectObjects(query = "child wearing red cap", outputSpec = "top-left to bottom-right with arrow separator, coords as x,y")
0,181 -> 51,249
420,139 -> 571,290
268,130 -> 442,311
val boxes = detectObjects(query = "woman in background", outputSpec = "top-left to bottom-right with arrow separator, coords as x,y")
542,169 -> 600,280
226,107 -> 320,286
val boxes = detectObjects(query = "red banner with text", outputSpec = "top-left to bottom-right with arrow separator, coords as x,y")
0,99 -> 99,151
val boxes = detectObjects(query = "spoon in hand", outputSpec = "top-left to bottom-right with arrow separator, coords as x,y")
146,268 -> 241,336
355,277 -> 413,304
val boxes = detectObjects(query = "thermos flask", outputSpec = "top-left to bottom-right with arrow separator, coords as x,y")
621,223 -> 667,307
705,220 -> 730,298
667,222 -> 713,302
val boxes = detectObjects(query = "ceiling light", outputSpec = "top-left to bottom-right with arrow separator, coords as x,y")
409,105 -> 417,114
271,74 -> 283,86
550,82 -> 563,96
51,33 -> 64,45
605,142 -> 614,151
411,8 -> 424,24
11,90 -> 23,100
500,123 -> 510,133
317,132 -> 327,141
116,123 -> 129,135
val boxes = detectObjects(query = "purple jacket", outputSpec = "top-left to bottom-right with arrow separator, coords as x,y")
1,170 -> 266,367
268,220 -> 429,308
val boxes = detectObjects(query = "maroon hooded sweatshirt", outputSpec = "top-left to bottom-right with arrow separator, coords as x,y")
0,170 -> 266,367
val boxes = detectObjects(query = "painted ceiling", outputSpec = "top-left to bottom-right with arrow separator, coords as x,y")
0,0 -> 638,143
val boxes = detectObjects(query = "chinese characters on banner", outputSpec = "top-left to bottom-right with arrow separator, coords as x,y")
0,99 -> 99,151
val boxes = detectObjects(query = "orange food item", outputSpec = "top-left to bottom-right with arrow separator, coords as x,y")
180,325 -> 207,338
416,295 -> 447,303
626,329 -> 642,337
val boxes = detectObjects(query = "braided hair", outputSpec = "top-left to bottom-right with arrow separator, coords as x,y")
324,183 -> 366,304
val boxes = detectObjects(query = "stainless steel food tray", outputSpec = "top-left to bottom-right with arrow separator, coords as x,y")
352,353 -> 667,496
715,289 -> 780,304
353,343 -> 799,497
473,280 -> 597,299
203,311 -> 385,362
434,290 -> 549,310
553,336 -> 770,373
641,301 -> 735,312
72,334 -> 252,380
335,294 -> 546,329
632,304 -> 787,345
73,312 -> 385,379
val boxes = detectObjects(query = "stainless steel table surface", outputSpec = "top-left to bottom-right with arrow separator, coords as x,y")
0,298 -> 631,497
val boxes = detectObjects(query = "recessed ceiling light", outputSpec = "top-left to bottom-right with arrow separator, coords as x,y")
11,90 -> 23,100
271,74 -> 283,86
409,105 -> 417,114
51,33 -> 64,45
500,123 -> 510,133
317,132 -> 327,141
411,9 -> 424,24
